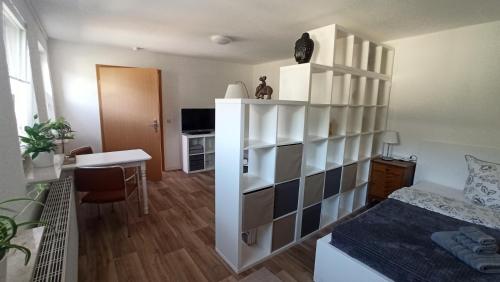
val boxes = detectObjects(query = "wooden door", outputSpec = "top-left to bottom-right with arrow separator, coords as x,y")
96,65 -> 163,181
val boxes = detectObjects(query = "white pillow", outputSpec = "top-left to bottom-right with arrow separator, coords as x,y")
464,155 -> 500,210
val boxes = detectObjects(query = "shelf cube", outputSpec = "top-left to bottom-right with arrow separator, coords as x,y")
361,107 -> 376,133
367,42 -> 382,73
346,106 -> 363,134
351,37 -> 367,69
205,152 -> 215,170
243,147 -> 276,192
377,80 -> 391,106
275,144 -> 303,183
331,73 -> 351,105
358,133 -> 374,160
353,184 -> 368,211
329,106 -> 348,137
334,30 -> 352,66
205,136 -> 215,152
356,159 -> 371,186
327,137 -> 345,169
244,104 -> 277,149
274,179 -> 300,219
305,140 -> 328,175
242,187 -> 274,231
304,172 -> 325,207
349,76 -> 366,106
364,78 -> 379,106
307,105 -> 330,139
344,135 -> 360,163
301,202 -> 322,237
324,167 -> 342,199
277,105 -> 305,145
308,24 -> 335,67
339,190 -> 354,217
341,163 -> 358,192
380,47 -> 395,75
279,64 -> 311,102
240,222 -> 272,268
272,213 -> 296,251
320,195 -> 339,227
310,68 -> 333,105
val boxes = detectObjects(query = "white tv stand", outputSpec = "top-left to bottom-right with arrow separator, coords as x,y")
181,132 -> 215,173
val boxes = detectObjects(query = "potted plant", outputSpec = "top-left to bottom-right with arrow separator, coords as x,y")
19,115 -> 57,167
49,117 -> 74,155
0,185 -> 46,281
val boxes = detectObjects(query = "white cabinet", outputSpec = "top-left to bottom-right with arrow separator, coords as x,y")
181,133 -> 215,173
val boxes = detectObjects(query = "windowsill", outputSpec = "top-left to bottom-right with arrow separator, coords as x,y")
24,154 -> 64,184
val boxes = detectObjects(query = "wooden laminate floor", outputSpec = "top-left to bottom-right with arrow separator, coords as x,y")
78,170 -> 341,282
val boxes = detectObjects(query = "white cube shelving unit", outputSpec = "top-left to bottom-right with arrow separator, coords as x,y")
181,133 -> 215,173
215,23 -> 394,273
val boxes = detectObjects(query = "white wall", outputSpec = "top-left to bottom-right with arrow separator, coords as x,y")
0,0 -> 49,218
252,58 -> 294,99
49,40 -> 253,170
386,21 -> 500,167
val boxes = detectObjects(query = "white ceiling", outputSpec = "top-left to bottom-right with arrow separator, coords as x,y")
30,0 -> 500,64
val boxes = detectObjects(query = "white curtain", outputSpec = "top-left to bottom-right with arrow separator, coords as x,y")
3,5 -> 36,135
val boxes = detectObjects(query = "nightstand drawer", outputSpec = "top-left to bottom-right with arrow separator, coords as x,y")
368,158 -> 416,201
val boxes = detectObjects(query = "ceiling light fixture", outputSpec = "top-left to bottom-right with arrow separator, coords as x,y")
132,46 -> 143,51
210,35 -> 232,45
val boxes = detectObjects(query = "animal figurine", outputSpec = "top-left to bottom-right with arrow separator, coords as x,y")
255,76 -> 273,99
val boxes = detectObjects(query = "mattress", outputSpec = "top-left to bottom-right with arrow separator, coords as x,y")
329,199 -> 500,282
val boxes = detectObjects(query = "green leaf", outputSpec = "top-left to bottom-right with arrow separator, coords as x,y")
0,243 -> 31,265
0,216 -> 17,243
0,197 -> 41,206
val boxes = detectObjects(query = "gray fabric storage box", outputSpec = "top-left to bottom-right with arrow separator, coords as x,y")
324,167 -> 342,199
275,144 -> 303,183
242,187 -> 274,230
272,213 -> 296,251
304,173 -> 325,207
341,163 -> 358,192
301,202 -> 322,237
273,179 -> 300,219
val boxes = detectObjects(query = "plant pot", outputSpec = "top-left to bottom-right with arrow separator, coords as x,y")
0,253 -> 6,282
32,152 -> 54,168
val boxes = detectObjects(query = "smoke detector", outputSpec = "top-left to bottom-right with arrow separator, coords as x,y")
210,35 -> 232,45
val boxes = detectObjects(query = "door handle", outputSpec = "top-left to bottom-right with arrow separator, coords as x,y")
150,120 -> 159,133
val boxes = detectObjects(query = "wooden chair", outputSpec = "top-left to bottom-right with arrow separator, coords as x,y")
74,166 -> 141,237
69,146 -> 93,158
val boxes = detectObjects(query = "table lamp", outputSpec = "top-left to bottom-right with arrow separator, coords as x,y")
224,81 -> 249,99
382,130 -> 399,160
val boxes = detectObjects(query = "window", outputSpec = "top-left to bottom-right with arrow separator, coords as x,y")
3,4 -> 36,135
38,42 -> 55,120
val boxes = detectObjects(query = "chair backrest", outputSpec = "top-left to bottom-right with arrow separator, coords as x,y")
69,146 -> 93,158
74,166 -> 125,192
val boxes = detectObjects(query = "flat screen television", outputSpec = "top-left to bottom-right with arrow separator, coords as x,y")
181,108 -> 215,134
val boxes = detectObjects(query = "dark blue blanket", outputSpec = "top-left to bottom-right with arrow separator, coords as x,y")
330,199 -> 500,282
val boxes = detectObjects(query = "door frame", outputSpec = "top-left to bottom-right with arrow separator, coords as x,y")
95,64 -> 165,171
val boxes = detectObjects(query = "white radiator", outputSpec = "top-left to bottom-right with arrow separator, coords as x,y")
32,178 -> 78,282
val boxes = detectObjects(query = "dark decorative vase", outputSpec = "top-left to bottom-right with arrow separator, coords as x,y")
294,32 -> 314,64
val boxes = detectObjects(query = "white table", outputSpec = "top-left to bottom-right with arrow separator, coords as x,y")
63,149 -> 152,214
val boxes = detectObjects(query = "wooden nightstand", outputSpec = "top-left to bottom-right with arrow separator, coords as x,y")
368,158 -> 416,202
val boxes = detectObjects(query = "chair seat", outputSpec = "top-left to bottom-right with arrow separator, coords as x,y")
81,183 -> 137,203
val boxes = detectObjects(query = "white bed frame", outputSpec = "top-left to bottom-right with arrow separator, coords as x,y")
313,141 -> 500,281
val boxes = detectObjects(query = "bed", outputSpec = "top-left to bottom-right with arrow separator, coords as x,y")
313,141 -> 500,282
